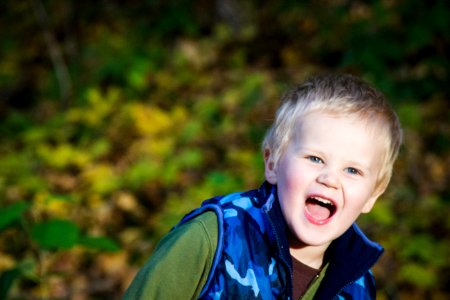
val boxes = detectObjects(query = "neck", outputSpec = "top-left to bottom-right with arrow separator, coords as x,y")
288,235 -> 330,269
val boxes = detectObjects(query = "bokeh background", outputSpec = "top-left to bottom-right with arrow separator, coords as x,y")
1,1 -> 449,299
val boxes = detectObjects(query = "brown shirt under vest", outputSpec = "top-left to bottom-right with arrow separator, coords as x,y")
291,256 -> 321,299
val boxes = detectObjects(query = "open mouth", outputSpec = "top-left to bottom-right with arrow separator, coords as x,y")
305,196 -> 337,224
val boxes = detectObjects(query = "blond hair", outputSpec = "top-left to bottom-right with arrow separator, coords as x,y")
262,73 -> 403,192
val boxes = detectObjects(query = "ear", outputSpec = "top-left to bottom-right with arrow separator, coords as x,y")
361,195 -> 378,213
264,148 -> 277,184
362,176 -> 391,214
361,186 -> 386,213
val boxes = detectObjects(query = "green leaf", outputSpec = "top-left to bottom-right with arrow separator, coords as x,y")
78,236 -> 120,252
398,263 -> 437,288
0,201 -> 29,231
31,219 -> 80,250
0,259 -> 36,300
0,268 -> 21,300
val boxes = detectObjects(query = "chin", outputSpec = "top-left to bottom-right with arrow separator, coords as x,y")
292,231 -> 334,248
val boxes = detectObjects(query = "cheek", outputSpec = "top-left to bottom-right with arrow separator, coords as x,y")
346,186 -> 375,210
278,165 -> 301,192
278,170 -> 308,208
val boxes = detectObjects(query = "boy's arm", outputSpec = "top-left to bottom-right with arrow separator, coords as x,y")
123,211 -> 218,300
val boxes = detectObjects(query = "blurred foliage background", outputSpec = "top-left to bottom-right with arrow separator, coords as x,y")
0,0 -> 449,299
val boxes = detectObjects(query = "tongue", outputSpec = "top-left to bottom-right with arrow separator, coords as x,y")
306,202 -> 331,221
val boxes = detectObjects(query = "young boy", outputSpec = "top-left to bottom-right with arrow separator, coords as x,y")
123,73 -> 402,299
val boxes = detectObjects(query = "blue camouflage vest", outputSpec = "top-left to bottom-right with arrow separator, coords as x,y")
176,183 -> 383,299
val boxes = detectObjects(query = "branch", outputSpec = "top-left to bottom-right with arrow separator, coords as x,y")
31,0 -> 72,109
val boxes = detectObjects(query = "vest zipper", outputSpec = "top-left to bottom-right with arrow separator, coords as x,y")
265,212 -> 293,299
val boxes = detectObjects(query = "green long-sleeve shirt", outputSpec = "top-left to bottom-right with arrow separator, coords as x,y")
123,212 -> 218,299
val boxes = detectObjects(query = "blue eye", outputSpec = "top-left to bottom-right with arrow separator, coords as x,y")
345,167 -> 360,175
308,156 -> 323,164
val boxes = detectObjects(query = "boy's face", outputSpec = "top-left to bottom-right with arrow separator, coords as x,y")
265,111 -> 385,250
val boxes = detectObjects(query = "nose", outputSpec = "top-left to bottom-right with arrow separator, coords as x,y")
316,171 -> 340,189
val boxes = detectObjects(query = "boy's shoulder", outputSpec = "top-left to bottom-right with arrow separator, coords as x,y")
174,209 -> 218,238
201,183 -> 273,208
